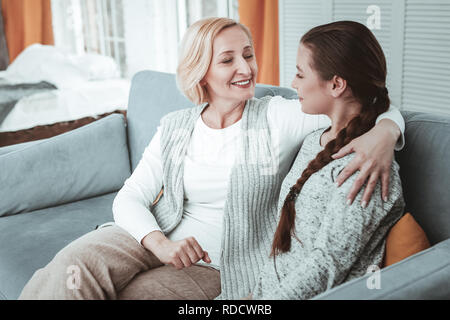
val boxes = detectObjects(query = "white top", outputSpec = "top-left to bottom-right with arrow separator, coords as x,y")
167,117 -> 241,269
112,96 -> 405,270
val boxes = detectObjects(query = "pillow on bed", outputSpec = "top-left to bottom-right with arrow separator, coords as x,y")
7,45 -> 121,85
4,44 -> 87,88
74,53 -> 120,80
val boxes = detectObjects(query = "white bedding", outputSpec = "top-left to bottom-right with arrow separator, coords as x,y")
0,44 -> 131,133
0,78 -> 130,133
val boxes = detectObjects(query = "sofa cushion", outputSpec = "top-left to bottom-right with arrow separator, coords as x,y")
0,139 -> 43,156
383,212 -> 430,267
0,192 -> 117,300
395,111 -> 450,245
0,114 -> 130,217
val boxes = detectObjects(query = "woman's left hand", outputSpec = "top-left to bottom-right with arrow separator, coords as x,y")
331,119 -> 401,207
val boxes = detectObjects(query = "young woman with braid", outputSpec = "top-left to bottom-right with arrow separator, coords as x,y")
251,21 -> 405,300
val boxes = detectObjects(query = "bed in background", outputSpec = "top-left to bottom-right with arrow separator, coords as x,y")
0,44 -> 130,147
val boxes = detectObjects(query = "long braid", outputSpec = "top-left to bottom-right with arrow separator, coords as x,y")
270,87 -> 390,257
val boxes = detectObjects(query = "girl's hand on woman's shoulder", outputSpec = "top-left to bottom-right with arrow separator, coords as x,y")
330,119 -> 401,207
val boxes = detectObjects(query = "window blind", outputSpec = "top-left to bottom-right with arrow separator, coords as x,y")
279,0 -> 450,116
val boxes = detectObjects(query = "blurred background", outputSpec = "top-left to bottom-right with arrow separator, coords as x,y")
0,0 -> 449,147
0,0 -> 279,84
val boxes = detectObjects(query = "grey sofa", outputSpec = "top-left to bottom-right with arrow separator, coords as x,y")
1,70 -> 449,300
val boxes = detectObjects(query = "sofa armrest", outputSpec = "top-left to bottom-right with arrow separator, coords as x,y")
0,114 -> 131,217
312,238 -> 450,300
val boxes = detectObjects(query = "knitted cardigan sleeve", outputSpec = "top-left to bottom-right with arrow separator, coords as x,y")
252,158 -> 405,300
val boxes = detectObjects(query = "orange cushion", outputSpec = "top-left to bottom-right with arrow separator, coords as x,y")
383,213 -> 431,267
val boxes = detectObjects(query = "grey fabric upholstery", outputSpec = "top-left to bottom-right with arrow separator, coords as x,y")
313,238 -> 450,299
0,70 -> 448,300
126,71 -> 194,171
395,112 -> 450,245
0,114 -> 130,217
0,192 -> 117,300
0,139 -> 43,156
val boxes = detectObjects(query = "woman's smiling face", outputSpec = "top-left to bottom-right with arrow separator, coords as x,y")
291,43 -> 333,115
202,25 -> 258,106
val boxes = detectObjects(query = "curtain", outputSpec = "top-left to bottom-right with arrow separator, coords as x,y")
51,0 -> 179,78
0,0 -> 9,70
238,0 -> 279,86
2,0 -> 54,63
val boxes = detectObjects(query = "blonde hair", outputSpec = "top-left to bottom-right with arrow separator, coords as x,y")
176,17 -> 253,105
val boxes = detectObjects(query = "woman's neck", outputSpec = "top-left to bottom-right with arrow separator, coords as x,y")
201,99 -> 246,129
320,100 -> 362,147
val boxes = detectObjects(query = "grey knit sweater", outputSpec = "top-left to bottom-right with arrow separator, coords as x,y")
150,97 -> 282,300
252,127 -> 405,300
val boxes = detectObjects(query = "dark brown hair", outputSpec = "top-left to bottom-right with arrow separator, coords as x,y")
271,21 -> 390,256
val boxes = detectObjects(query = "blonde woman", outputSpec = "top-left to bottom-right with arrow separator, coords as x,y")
19,18 -> 404,300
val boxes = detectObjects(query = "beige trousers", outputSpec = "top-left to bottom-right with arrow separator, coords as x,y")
18,225 -> 221,300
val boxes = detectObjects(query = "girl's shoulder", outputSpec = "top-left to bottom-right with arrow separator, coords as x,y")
299,128 -> 402,190
325,152 -> 402,198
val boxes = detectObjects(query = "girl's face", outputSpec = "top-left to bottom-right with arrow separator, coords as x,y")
202,25 -> 258,106
291,43 -> 333,115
